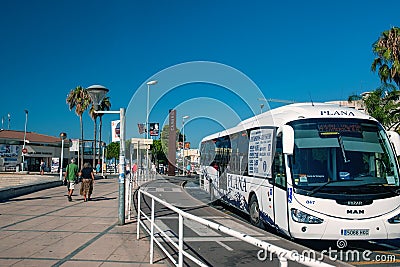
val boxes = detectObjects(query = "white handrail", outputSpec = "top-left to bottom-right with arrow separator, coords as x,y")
137,188 -> 335,267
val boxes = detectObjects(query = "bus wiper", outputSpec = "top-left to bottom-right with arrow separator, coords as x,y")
352,183 -> 400,195
308,180 -> 342,196
337,135 -> 350,163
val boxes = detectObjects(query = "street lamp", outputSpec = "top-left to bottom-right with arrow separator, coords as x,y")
59,132 -> 67,180
87,84 -> 126,226
22,110 -> 28,172
101,141 -> 106,178
182,115 -> 189,176
146,80 -> 157,177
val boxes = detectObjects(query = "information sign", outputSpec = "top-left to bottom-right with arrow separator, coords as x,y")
248,128 -> 275,178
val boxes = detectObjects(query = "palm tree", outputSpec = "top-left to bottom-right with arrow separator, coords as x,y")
371,27 -> 400,88
97,97 -> 111,164
66,86 -> 91,169
89,105 -> 99,169
348,84 -> 400,130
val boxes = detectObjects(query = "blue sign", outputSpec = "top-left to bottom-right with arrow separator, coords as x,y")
288,188 -> 293,203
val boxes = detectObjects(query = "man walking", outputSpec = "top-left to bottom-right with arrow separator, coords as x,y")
64,158 -> 78,202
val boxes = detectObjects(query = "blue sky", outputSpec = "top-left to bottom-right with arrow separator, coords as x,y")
1,0 -> 399,148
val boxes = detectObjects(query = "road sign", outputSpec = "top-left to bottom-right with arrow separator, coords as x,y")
22,148 -> 27,154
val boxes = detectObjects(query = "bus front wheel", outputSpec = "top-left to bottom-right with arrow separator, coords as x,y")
249,195 -> 263,228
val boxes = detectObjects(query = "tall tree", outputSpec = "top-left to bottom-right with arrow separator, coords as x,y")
371,27 -> 400,88
348,84 -> 400,130
159,124 -> 183,159
97,97 -> 111,164
66,86 -> 90,169
151,139 -> 168,167
89,105 -> 98,169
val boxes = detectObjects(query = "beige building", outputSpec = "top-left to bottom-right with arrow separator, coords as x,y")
0,130 -> 71,172
325,99 -> 366,113
183,148 -> 200,165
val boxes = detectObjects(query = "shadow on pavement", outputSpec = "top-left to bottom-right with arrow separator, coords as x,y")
89,196 -> 117,201
0,196 -> 52,203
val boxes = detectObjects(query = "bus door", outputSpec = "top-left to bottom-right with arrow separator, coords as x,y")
273,145 -> 289,232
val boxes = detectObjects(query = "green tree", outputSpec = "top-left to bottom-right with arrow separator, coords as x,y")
89,105 -> 99,168
349,27 -> 400,131
349,84 -> 400,130
372,27 -> 400,88
159,124 -> 183,158
106,142 -> 120,160
152,139 -> 167,166
97,97 -> 111,164
66,86 -> 90,169
160,124 -> 170,157
88,96 -> 112,168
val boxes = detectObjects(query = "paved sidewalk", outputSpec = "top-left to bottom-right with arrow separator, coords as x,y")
0,175 -> 169,266
0,172 -> 60,189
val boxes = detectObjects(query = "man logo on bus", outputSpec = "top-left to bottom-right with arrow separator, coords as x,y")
347,209 -> 365,214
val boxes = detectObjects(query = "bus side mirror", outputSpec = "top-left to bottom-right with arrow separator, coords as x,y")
282,125 -> 294,155
387,130 -> 400,156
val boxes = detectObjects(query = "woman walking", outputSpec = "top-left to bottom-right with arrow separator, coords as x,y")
80,163 -> 94,202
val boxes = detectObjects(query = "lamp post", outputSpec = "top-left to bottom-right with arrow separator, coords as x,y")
182,115 -> 189,176
101,141 -> 106,178
59,132 -> 67,180
87,84 -> 126,226
21,110 -> 28,172
146,80 -> 157,178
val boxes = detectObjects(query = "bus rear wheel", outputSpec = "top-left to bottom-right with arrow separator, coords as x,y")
249,195 -> 263,228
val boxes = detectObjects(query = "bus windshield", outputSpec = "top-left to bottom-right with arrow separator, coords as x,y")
289,119 -> 400,195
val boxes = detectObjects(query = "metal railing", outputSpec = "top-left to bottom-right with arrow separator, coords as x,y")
137,188 -> 335,267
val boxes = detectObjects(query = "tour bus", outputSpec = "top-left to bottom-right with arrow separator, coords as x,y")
199,102 -> 400,240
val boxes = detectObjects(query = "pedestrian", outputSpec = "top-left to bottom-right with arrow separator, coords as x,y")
96,162 -> 101,173
132,162 -> 138,181
63,158 -> 79,202
151,163 -> 156,176
186,163 -> 191,176
40,159 -> 45,175
80,162 -> 95,202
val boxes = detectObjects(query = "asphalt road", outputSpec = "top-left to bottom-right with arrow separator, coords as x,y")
134,175 -> 353,267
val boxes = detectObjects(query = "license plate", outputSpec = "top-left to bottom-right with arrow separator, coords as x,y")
341,229 -> 369,236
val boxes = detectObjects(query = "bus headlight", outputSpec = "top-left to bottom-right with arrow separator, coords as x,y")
291,208 -> 323,224
388,213 -> 400,224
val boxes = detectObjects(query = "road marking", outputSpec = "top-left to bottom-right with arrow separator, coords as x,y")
150,217 -> 275,239
143,187 -> 182,192
145,219 -> 280,242
158,216 -> 232,220
213,218 -> 266,236
156,236 -> 279,242
184,219 -> 220,236
368,240 -> 399,250
216,241 -> 233,251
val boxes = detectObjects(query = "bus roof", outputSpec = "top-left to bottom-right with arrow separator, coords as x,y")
201,102 -> 376,142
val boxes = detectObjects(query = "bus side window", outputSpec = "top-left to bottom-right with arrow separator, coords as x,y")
273,137 -> 286,188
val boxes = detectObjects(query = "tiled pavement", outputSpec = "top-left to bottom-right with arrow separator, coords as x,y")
0,174 -> 169,266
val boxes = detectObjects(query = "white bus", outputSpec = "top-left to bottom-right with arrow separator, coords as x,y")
199,102 -> 400,240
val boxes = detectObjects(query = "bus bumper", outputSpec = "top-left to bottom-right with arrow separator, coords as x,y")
289,218 -> 393,240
